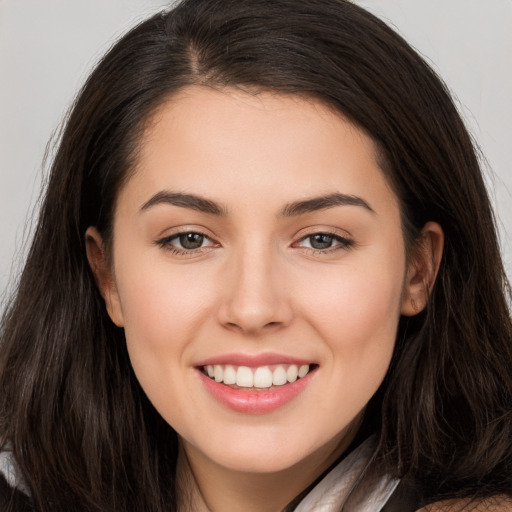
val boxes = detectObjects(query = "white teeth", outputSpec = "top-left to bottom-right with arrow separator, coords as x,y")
223,365 -> 236,385
214,365 -> 223,382
236,366 -> 254,387
286,364 -> 298,383
253,367 -> 273,388
204,363 -> 312,388
272,366 -> 287,386
298,364 -> 309,378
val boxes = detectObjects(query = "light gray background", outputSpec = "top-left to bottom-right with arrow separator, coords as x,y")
1,0 -> 511,302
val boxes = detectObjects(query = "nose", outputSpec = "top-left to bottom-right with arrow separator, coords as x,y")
217,245 -> 293,335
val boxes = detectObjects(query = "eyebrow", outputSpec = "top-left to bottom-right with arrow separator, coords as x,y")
140,191 -> 374,217
279,193 -> 375,217
140,191 -> 228,216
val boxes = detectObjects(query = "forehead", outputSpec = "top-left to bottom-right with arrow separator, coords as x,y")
118,86 -> 398,218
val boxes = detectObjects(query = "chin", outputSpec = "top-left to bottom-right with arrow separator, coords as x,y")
183,422 -> 351,477
209,446 -> 310,474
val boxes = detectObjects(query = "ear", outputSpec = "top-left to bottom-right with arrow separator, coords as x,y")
401,222 -> 444,317
85,227 -> 124,327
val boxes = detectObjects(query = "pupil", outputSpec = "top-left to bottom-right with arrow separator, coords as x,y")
180,233 -> 204,249
310,234 -> 333,249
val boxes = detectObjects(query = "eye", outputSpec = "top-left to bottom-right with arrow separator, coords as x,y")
295,232 -> 353,252
175,232 -> 207,250
156,231 -> 218,254
304,233 -> 336,250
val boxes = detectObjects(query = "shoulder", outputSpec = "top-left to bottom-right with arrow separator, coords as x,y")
417,495 -> 512,511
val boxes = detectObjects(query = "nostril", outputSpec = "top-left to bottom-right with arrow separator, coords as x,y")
217,286 -> 294,333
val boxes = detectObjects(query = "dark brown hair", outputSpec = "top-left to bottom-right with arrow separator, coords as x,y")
1,0 -> 511,510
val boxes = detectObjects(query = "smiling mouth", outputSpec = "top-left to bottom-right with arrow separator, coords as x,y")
201,363 -> 316,390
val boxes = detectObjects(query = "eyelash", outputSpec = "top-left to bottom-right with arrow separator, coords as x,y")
155,230 -> 354,256
294,232 -> 354,254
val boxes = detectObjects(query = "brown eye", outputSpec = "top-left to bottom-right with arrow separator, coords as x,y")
178,233 -> 205,249
309,234 -> 335,249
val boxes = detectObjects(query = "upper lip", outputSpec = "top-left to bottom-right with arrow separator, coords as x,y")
195,352 -> 315,368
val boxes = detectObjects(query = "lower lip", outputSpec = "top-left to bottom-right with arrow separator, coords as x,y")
198,369 -> 315,414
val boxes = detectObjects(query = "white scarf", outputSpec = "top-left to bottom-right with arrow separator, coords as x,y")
0,445 -> 30,496
295,437 -> 399,511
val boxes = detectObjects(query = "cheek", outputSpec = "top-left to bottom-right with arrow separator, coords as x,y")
114,258 -> 217,373
114,262 -> 220,428
300,254 -> 405,380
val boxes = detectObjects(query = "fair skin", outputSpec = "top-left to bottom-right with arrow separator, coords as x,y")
86,86 -> 444,511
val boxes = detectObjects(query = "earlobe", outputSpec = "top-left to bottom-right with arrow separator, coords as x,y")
401,222 -> 444,317
85,227 -> 124,327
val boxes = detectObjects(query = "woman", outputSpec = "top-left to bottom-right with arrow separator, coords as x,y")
0,0 -> 511,510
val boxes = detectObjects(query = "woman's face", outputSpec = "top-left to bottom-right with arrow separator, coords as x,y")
90,86 -> 425,477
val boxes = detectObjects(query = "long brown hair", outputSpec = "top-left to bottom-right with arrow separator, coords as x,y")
1,1 -> 511,510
